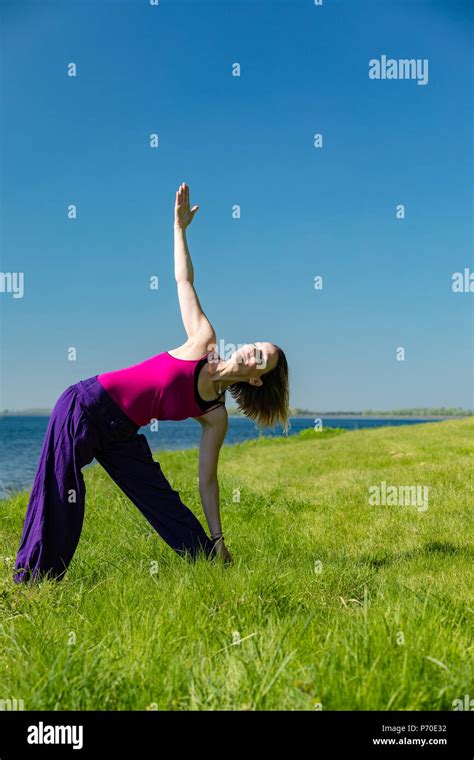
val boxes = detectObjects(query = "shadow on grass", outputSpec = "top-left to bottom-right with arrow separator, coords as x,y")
359,541 -> 472,570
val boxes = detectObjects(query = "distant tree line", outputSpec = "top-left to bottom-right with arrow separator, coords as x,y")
227,407 -> 473,417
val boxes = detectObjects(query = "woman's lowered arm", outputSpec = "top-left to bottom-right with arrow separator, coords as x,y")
197,407 -> 233,564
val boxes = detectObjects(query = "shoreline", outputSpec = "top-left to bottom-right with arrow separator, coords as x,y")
228,414 -> 468,421
286,414 -> 469,421
0,417 -> 469,498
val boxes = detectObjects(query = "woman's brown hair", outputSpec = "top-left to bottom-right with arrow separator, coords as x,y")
228,346 -> 290,434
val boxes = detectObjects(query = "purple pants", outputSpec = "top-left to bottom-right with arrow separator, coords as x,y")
13,376 -> 215,583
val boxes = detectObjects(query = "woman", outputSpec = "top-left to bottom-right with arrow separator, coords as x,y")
13,183 -> 290,584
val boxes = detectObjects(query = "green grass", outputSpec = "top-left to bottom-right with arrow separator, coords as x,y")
1,419 -> 473,710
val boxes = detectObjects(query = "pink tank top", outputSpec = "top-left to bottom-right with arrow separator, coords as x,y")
97,351 -> 226,427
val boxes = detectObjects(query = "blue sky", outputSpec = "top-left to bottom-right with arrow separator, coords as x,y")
0,0 -> 472,411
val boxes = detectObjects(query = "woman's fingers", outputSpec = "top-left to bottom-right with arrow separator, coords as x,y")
176,182 -> 192,210
177,183 -> 186,205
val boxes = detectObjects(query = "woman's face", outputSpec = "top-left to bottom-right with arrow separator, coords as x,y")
233,342 -> 279,382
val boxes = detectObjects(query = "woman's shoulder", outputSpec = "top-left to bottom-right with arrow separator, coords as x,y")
166,335 -> 217,361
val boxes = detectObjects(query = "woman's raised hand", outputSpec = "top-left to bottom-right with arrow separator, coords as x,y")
174,182 -> 199,230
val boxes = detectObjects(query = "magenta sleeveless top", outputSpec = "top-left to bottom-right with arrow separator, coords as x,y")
97,351 -> 226,427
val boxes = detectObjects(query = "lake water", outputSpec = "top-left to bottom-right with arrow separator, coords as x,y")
0,415 -> 441,496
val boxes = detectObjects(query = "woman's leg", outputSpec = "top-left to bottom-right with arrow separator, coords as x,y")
94,433 -> 214,560
13,386 -> 96,584
14,374 -> 213,582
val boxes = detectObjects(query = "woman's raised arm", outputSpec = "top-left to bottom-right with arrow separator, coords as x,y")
173,183 -> 215,342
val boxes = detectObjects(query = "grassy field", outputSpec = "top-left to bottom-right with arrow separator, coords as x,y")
0,419 -> 473,711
